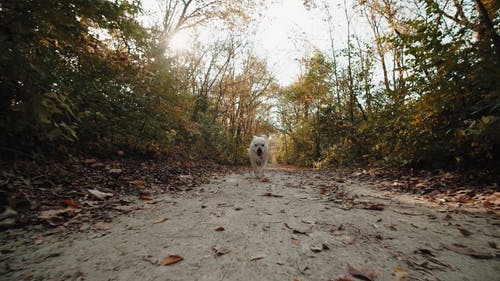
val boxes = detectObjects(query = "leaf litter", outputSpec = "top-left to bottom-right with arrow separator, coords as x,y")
0,158 -> 232,231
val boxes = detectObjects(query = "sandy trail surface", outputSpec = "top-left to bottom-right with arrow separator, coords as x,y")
1,166 -> 499,280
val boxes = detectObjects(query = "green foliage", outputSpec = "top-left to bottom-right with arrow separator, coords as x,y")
277,0 -> 500,169
1,0 -> 146,151
0,0 -> 199,157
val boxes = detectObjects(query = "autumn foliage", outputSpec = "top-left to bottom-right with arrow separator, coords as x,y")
276,0 -> 500,169
1,0 -> 498,170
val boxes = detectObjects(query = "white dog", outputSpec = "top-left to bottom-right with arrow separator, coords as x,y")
248,135 -> 269,178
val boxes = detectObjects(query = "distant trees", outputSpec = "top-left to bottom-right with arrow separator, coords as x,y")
2,0 -> 497,168
276,0 -> 499,168
0,0 -> 273,163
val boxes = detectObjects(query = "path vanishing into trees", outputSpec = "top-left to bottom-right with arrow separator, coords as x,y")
1,166 -> 499,280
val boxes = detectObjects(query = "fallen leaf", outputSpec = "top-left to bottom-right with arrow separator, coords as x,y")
109,168 -> 122,174
88,189 -> 114,200
394,266 -> 408,281
486,192 -> 500,205
364,203 -> 385,211
414,248 -> 434,256
483,201 -> 492,209
60,199 -> 82,209
212,245 -> 230,256
250,255 -> 265,261
116,150 -> 125,156
261,192 -> 284,198
320,188 -> 328,195
442,243 -> 493,259
94,222 -> 112,230
343,236 -> 354,244
261,178 -> 270,182
34,235 -> 45,245
456,194 -> 472,203
346,263 -> 378,281
39,207 -> 80,220
159,255 -> 183,265
310,245 -> 323,252
310,243 -> 329,252
301,219 -> 314,224
139,195 -> 152,200
152,216 -> 168,224
332,276 -> 354,281
214,226 -> 225,231
83,158 -> 97,164
131,180 -> 145,186
292,228 -> 308,235
457,228 -> 472,237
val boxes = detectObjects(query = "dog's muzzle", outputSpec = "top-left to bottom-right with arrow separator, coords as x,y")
256,147 -> 262,156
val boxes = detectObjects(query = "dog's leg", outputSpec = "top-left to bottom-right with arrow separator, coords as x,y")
250,159 -> 259,178
258,163 -> 264,178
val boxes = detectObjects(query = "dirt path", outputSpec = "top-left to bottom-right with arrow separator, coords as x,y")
1,166 -> 499,281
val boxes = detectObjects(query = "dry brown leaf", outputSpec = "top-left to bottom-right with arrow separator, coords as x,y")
39,207 -> 80,220
152,216 -> 168,224
261,192 -> 283,198
139,195 -> 152,200
250,255 -> 265,261
88,189 -> 114,199
94,222 -> 112,230
483,200 -> 492,208
456,194 -> 472,203
457,228 -> 472,237
83,158 -> 97,164
260,178 -> 270,182
159,255 -> 183,265
131,180 -> 145,186
346,263 -> 378,281
214,226 -> 225,231
320,188 -> 328,195
414,248 -> 434,256
364,203 -> 385,211
394,266 -> 409,281
442,243 -> 493,259
212,245 -> 230,256
343,236 -> 354,244
60,199 -> 82,209
310,245 -> 323,252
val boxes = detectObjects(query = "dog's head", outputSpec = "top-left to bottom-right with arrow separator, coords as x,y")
250,135 -> 268,156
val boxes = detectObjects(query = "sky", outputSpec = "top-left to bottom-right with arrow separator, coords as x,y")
139,0 -> 372,86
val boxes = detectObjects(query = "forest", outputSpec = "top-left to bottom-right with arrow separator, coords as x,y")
1,1 -> 500,280
1,0 -> 499,168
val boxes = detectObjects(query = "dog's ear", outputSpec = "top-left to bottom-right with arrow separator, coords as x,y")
253,135 -> 258,139
261,135 -> 268,140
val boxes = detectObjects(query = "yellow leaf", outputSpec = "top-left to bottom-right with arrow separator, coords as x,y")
481,115 -> 495,124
